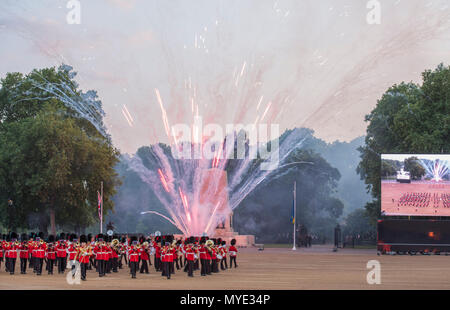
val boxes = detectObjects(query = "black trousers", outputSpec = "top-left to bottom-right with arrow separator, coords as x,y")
112,257 -> 118,272
47,259 -> 55,274
20,258 -> 27,273
194,259 -> 199,270
230,256 -> 237,268
119,254 -> 127,268
155,257 -> 161,271
130,261 -> 138,278
8,258 -> 16,274
5,257 -> 10,272
36,258 -> 43,275
212,259 -> 219,273
162,261 -> 170,279
140,260 -> 149,273
206,259 -> 211,274
187,260 -> 194,277
221,257 -> 228,269
175,257 -> 180,270
57,257 -> 66,273
98,260 -> 105,276
81,262 -> 87,280
200,258 -> 207,275
106,259 -> 111,273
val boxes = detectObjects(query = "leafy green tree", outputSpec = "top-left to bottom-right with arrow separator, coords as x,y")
0,66 -> 121,234
358,64 -> 450,223
234,148 -> 344,242
404,156 -> 426,180
342,208 -> 375,238
381,160 -> 397,178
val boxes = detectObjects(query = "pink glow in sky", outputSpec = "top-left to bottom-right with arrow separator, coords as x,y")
0,0 -> 449,153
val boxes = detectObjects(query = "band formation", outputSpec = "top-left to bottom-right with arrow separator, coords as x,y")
0,232 -> 238,281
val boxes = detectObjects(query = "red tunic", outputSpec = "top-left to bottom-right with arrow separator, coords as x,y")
56,243 -> 67,258
94,246 -> 103,260
155,244 -> 161,259
68,245 -> 77,260
19,245 -> 29,259
229,245 -> 238,257
47,248 -> 56,260
36,244 -> 47,258
199,245 -> 207,260
140,248 -> 149,260
77,247 -> 90,264
185,246 -> 195,261
128,247 -> 139,262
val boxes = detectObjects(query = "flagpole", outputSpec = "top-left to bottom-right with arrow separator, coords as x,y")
100,181 -> 103,234
292,181 -> 297,251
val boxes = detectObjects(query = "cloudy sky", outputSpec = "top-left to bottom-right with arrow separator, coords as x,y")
1,0 -> 449,153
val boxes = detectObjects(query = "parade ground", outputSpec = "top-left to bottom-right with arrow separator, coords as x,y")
1,245 -> 450,290
381,180 -> 450,216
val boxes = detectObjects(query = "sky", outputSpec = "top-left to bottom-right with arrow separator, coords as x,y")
0,0 -> 450,154
382,154 -> 450,162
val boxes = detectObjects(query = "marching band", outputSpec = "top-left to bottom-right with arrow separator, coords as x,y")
0,232 -> 238,281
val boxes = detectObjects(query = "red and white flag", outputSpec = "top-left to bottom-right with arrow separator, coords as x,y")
97,191 -> 103,220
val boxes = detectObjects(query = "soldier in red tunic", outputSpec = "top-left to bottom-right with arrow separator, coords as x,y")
161,241 -> 172,279
128,240 -> 140,279
0,238 -> 4,270
76,235 -> 91,281
229,238 -> 238,268
104,240 -> 112,274
35,238 -> 47,275
94,237 -> 105,277
19,237 -> 29,274
7,238 -> 18,275
185,239 -> 196,277
210,240 -> 219,273
56,235 -> 68,274
67,237 -> 78,277
220,240 -> 228,270
110,238 -> 120,273
199,238 -> 207,276
46,236 -> 56,275
205,239 -> 212,275
139,241 -> 150,274
154,237 -> 161,271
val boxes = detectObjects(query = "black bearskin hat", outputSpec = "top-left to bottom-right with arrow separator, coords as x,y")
48,235 -> 55,243
10,232 -> 18,240
97,233 -> 104,241
80,235 -> 87,243
21,233 -> 28,241
69,234 -> 77,242
231,239 -> 236,246
221,240 -> 226,245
